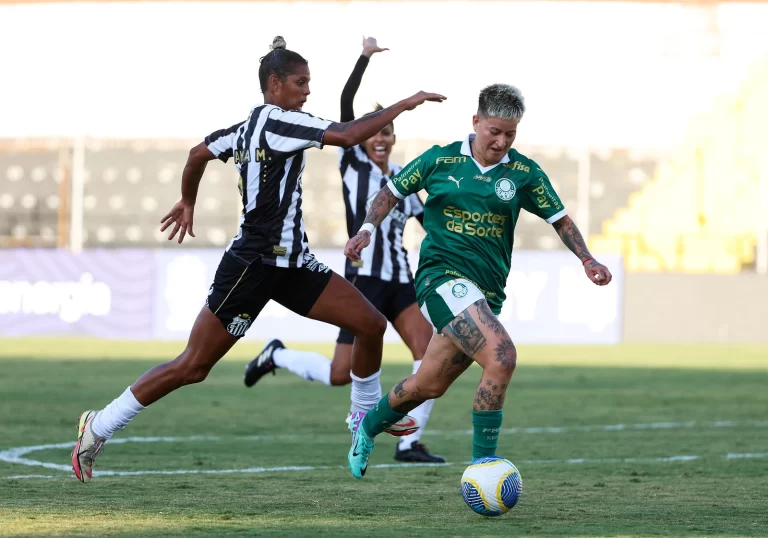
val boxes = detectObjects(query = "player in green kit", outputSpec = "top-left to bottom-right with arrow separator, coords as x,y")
343,84 -> 613,478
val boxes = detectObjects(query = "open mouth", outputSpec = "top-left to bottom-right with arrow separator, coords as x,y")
372,145 -> 388,159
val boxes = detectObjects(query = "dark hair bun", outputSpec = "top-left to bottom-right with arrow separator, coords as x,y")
270,36 -> 287,51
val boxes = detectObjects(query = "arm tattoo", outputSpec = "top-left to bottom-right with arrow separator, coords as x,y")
327,109 -> 388,133
476,299 -> 504,336
363,187 -> 400,228
444,310 -> 486,356
552,216 -> 591,262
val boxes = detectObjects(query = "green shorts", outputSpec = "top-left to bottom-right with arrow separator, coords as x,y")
418,277 -> 490,333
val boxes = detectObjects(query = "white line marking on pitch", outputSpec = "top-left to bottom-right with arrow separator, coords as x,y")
2,418 -> 766,479
5,452 -> 767,480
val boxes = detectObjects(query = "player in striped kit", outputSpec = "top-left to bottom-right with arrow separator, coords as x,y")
244,37 -> 445,463
71,36 -> 446,482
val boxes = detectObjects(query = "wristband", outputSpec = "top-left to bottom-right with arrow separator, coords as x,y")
582,257 -> 595,265
359,223 -> 375,235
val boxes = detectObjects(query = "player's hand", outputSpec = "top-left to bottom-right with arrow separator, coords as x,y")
403,91 -> 447,111
160,199 -> 196,244
344,231 -> 372,262
362,36 -> 388,57
584,260 -> 612,286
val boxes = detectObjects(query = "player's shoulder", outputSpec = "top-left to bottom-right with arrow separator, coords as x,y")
504,148 -> 546,178
430,140 -> 464,157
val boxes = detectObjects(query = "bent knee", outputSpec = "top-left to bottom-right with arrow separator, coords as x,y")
487,341 -> 517,376
350,310 -> 387,339
173,351 -> 214,385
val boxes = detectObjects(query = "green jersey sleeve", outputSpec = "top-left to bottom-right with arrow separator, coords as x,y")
388,146 -> 437,199
520,163 -> 568,223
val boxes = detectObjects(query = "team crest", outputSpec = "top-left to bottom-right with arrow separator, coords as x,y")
495,178 -> 516,202
227,313 -> 252,337
452,283 -> 468,298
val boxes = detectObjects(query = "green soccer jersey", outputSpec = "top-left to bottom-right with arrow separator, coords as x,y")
388,135 -> 566,314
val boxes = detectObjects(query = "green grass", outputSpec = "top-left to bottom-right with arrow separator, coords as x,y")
1,341 -> 767,537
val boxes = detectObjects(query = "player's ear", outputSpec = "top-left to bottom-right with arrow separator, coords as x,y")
472,115 -> 481,133
268,73 -> 281,94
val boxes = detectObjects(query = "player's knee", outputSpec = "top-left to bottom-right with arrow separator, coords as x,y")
174,350 -> 215,385
487,340 -> 517,378
352,310 -> 386,339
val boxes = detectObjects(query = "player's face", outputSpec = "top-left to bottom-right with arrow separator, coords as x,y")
472,115 -> 519,165
362,124 -> 396,170
271,63 -> 312,111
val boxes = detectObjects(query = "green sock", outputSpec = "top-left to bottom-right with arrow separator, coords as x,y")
472,409 -> 503,460
361,395 -> 406,437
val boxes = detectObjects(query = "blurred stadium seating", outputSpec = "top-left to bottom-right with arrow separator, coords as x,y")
591,60 -> 768,273
0,139 -> 658,254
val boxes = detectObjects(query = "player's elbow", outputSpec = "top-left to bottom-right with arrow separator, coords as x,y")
323,127 -> 357,149
188,142 -> 215,164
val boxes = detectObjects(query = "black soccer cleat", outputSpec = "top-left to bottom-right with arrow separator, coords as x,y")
244,339 -> 284,387
394,441 -> 447,464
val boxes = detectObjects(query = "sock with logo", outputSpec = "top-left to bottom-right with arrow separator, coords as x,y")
361,394 -> 407,438
472,409 -> 503,460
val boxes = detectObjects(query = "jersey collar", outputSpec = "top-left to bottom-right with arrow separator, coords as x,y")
461,135 -> 511,174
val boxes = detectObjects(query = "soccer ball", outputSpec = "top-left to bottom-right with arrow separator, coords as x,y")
460,456 -> 522,516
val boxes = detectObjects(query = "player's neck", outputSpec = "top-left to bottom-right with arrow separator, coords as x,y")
469,140 -> 502,168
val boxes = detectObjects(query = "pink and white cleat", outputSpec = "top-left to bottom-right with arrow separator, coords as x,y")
71,410 -> 106,483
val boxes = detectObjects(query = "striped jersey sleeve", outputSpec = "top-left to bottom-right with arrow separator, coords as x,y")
264,109 -> 332,154
204,122 -> 244,163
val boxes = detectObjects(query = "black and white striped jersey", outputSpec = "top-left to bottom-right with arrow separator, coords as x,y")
339,145 -> 424,283
205,104 -> 332,268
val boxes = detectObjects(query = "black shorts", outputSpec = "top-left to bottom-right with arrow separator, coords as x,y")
336,275 -> 417,345
207,251 -> 333,338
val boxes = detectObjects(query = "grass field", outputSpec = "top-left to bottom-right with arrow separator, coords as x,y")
1,340 -> 767,537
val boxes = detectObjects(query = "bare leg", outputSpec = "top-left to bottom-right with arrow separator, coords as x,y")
131,307 -> 238,405
328,343 -> 354,386
306,273 -> 386,378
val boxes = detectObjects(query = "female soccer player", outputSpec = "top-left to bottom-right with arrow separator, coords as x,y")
71,36 -> 445,483
243,37 -> 443,463
344,83 -> 613,478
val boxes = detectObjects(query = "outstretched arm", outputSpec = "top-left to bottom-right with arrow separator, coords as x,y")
340,37 -> 388,122
324,91 -> 445,149
551,215 -> 612,286
344,186 -> 401,261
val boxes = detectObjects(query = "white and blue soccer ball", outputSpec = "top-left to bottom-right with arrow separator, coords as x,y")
460,456 -> 523,516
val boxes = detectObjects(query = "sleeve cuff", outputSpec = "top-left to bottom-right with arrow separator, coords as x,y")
387,181 -> 406,200
545,209 -> 568,224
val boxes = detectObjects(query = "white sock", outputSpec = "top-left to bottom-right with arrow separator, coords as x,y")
398,360 -> 436,450
349,369 -> 382,415
272,348 -> 331,386
91,387 -> 146,440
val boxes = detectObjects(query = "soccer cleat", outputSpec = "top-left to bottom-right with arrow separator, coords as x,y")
244,339 -> 284,387
348,421 -> 375,479
346,411 -> 420,437
71,410 -> 106,483
394,441 -> 446,463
